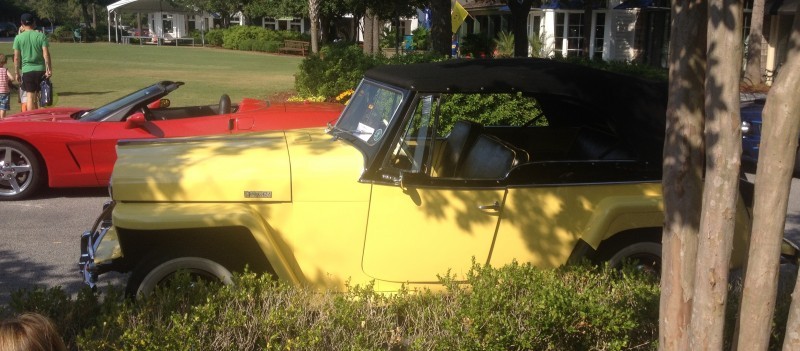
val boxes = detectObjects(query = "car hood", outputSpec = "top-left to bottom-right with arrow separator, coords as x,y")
5,107 -> 84,122
111,128 -> 366,203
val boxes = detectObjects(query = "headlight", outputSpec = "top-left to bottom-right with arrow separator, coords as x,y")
741,121 -> 751,134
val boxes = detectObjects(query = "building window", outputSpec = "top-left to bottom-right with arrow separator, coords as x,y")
263,17 -> 278,30
593,13 -> 606,60
528,14 -> 542,37
162,14 -> 173,34
556,13 -> 585,57
289,18 -> 303,32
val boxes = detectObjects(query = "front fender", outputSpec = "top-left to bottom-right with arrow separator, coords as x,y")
113,202 -> 302,285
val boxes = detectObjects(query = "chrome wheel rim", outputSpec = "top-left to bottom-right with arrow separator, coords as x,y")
0,146 -> 33,197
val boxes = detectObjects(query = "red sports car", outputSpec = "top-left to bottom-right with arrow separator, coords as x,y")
0,81 -> 343,200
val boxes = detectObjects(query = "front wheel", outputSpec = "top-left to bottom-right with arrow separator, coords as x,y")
0,140 -> 44,200
607,242 -> 662,276
127,256 -> 234,297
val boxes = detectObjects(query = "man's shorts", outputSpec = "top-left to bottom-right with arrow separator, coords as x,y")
0,93 -> 10,111
21,71 -> 46,93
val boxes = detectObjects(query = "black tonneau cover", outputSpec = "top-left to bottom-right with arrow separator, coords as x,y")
364,58 -> 668,162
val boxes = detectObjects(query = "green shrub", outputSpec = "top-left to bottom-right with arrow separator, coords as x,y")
2,264 -> 670,350
276,30 -> 309,42
205,29 -> 224,47
222,25 -> 271,50
263,41 -> 282,53
295,43 -> 382,99
49,26 -> 70,42
438,92 -> 544,133
294,43 -> 445,100
493,31 -> 515,58
411,27 -> 430,51
553,56 -> 668,82
460,32 -> 492,58
380,27 -> 402,49
432,262 -> 660,351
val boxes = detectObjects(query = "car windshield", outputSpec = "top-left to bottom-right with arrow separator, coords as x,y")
78,84 -> 165,122
331,81 -> 403,148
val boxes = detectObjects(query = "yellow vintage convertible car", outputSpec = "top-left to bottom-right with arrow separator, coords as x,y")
79,58 -> 756,296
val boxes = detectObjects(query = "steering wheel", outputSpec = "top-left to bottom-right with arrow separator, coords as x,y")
140,105 -> 165,121
139,106 -> 154,120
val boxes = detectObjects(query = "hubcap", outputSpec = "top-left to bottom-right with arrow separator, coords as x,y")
0,146 -> 33,196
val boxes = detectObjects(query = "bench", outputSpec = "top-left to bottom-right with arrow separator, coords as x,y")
279,40 -> 310,56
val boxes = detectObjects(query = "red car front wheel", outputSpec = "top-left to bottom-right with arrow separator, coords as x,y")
0,140 -> 44,200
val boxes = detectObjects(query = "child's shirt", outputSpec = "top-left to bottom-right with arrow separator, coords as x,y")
0,67 -> 9,94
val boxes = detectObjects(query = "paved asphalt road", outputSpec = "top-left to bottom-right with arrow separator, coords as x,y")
1,176 -> 799,307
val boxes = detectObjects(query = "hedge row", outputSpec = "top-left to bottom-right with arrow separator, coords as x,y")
293,43 -> 668,102
204,26 -> 309,53
3,263 -> 661,351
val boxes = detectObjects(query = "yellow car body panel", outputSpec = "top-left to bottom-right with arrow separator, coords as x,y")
363,184 -> 506,283
93,227 -> 121,265
109,128 -> 381,290
491,183 -> 664,268
112,132 -> 292,202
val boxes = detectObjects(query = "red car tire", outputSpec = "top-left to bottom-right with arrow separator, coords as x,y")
0,139 -> 45,200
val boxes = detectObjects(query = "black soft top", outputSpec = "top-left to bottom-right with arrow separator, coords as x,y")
364,58 -> 668,162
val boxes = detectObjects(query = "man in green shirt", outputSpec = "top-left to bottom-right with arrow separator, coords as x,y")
13,13 -> 52,111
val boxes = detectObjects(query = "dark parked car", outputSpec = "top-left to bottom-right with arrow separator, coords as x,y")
0,22 -> 17,37
740,98 -> 800,175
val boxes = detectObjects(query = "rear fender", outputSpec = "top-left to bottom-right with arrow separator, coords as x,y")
580,195 -> 664,249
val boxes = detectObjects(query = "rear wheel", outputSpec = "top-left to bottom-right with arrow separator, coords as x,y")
0,140 -> 44,200
127,255 -> 233,297
607,242 -> 662,276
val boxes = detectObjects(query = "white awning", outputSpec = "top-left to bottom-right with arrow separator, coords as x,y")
107,0 -> 191,13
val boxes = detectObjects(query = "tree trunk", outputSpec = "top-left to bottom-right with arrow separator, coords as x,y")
372,13 -> 381,54
743,0 -> 766,85
429,0 -> 451,56
779,11 -> 800,351
79,0 -> 91,28
507,0 -> 533,57
319,14 -> 329,44
738,7 -> 800,345
309,0 -> 320,54
363,10 -> 374,55
660,0 -> 707,350
687,0 -> 743,348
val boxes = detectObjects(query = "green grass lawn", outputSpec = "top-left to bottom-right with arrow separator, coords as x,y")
0,42 -> 304,109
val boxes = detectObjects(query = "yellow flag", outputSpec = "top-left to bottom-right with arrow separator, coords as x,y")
451,1 -> 468,33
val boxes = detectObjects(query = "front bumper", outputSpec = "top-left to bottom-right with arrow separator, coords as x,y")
78,200 -> 116,289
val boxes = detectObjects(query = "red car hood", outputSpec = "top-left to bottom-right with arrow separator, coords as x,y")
6,107 -> 85,122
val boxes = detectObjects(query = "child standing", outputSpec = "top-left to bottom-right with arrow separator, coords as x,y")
0,53 -> 14,119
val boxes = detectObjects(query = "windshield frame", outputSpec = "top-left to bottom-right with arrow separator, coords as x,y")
78,81 -> 175,122
330,79 -> 407,159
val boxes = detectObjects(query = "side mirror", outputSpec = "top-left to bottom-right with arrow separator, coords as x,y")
147,98 -> 170,109
124,112 -> 147,129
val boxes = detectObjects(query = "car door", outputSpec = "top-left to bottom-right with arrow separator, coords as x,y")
90,113 -> 233,184
362,95 -> 506,283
